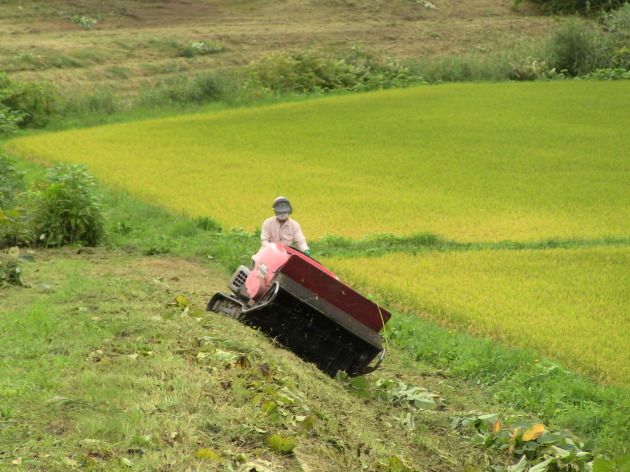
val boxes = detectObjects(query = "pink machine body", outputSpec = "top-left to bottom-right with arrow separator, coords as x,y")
208,243 -> 392,376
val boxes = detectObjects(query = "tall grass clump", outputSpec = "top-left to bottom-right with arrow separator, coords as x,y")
139,69 -> 240,107
60,86 -> 122,117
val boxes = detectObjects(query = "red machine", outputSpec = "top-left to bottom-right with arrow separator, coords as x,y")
207,243 -> 392,376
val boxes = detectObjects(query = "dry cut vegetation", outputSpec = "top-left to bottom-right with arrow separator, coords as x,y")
0,248 -> 502,472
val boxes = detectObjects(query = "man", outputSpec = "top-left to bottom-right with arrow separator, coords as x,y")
261,196 -> 310,256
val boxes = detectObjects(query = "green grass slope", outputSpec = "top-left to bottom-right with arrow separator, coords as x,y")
0,249 -> 505,472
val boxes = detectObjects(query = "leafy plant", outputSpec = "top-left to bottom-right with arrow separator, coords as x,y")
581,67 -> 630,79
0,247 -> 31,287
528,0 -> 626,14
28,163 -> 104,247
451,413 -> 597,471
0,73 -> 60,130
544,19 -> 614,76
247,46 -> 419,93
70,14 -> 103,30
179,40 -> 225,57
335,373 -> 442,411
0,154 -> 24,209
194,216 -> 222,232
0,104 -> 24,136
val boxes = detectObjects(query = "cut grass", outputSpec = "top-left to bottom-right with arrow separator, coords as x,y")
0,249 -> 497,471
9,81 -> 630,243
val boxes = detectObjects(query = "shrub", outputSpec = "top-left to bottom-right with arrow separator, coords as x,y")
529,0 -> 626,14
603,2 -> 630,35
0,154 -> 24,209
581,67 -> 630,78
0,207 -> 33,248
247,46 -> 418,93
543,19 -> 615,75
27,163 -> 104,247
0,73 -> 61,130
0,104 -> 24,136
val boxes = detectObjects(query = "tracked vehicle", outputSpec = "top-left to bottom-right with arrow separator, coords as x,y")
207,243 -> 391,376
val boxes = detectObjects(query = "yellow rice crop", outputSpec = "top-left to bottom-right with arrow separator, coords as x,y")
324,247 -> 630,386
8,81 -> 630,242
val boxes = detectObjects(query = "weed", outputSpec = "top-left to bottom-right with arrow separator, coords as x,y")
70,14 -> 103,30
0,153 -> 24,208
179,40 -> 225,57
26,163 -> 105,247
139,70 -> 238,107
247,46 -> 419,93
0,247 -> 26,286
0,73 -> 60,130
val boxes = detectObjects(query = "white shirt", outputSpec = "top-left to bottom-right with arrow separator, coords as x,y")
261,216 -> 309,252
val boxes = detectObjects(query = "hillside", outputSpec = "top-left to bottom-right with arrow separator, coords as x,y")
0,0 -> 555,98
2,1 -> 629,471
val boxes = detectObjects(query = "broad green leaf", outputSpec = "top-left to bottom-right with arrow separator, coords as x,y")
593,458 -> 615,472
537,433 -> 563,445
195,449 -> 220,461
506,456 -> 527,472
175,295 -> 190,308
528,458 -> 553,472
349,376 -> 371,390
265,434 -> 296,454
387,455 -> 413,472
616,454 -> 630,471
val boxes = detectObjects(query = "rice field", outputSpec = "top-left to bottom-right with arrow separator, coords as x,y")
324,247 -> 630,386
8,80 -> 630,243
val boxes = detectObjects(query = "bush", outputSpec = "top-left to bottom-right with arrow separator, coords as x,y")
603,2 -> 630,35
0,73 -> 60,131
0,104 -> 24,136
0,154 -> 24,210
27,163 -> 105,247
543,19 -> 615,75
247,46 -> 419,93
529,0 -> 626,14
